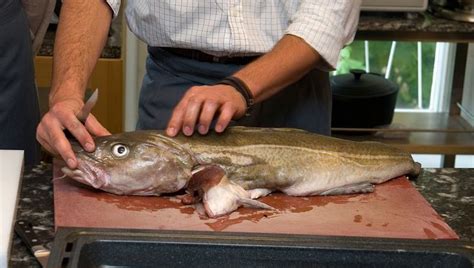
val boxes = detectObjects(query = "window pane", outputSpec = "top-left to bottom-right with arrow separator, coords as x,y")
335,41 -> 437,110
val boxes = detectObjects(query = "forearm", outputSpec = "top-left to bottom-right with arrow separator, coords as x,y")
233,34 -> 323,103
49,0 -> 112,106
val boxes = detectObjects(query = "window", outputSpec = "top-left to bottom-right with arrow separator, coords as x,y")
334,41 -> 473,168
335,41 -> 456,113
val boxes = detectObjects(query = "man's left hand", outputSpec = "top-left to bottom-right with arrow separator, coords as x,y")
166,84 -> 247,137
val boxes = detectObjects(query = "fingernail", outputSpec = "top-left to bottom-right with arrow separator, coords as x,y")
67,158 -> 76,168
85,142 -> 94,152
215,124 -> 223,132
184,126 -> 193,136
198,125 -> 207,134
167,127 -> 176,137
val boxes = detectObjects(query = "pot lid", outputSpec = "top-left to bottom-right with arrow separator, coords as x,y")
331,69 -> 398,98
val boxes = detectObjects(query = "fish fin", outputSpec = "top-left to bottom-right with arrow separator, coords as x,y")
187,164 -> 225,193
247,188 -> 272,199
187,165 -> 241,217
407,162 -> 422,180
188,165 -> 274,217
320,182 -> 375,196
238,198 -> 274,210
52,173 -> 67,182
185,165 -> 224,206
191,165 -> 207,175
203,178 -> 246,218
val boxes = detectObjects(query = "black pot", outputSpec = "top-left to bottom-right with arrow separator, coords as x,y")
331,69 -> 399,129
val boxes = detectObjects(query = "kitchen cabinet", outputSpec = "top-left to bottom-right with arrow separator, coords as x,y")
34,56 -> 123,134
334,12 -> 474,167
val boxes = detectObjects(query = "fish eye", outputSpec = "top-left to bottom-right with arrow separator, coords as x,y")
112,144 -> 129,158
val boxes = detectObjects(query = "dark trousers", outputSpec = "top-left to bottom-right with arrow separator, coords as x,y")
0,0 -> 41,165
138,47 -> 331,135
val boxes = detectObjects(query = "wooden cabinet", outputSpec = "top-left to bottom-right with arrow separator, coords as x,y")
34,56 -> 124,134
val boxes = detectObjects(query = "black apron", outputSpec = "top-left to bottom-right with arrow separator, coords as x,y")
0,0 -> 41,165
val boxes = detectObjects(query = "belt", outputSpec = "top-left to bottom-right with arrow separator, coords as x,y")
160,47 -> 260,65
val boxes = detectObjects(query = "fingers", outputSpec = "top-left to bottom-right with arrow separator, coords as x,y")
182,98 -> 203,136
166,99 -> 186,137
36,100 -> 104,169
198,101 -> 218,134
85,114 -> 111,136
215,102 -> 236,133
166,85 -> 246,137
36,114 -> 78,168
59,109 -> 95,152
167,96 -> 203,137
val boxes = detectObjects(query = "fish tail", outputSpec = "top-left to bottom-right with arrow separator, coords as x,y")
408,162 -> 422,179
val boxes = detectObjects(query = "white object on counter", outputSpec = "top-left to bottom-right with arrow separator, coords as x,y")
0,150 -> 24,268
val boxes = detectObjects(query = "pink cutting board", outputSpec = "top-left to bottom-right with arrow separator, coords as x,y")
53,166 -> 458,239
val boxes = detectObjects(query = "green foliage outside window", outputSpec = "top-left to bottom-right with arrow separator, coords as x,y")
335,41 -> 437,109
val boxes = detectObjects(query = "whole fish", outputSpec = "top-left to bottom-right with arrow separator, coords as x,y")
62,127 -> 421,217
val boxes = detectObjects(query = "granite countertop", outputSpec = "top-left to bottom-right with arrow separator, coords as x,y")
358,11 -> 474,36
8,163 -> 474,267
37,11 -> 474,59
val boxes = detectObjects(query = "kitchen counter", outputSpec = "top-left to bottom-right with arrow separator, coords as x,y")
357,11 -> 474,41
8,163 -> 474,267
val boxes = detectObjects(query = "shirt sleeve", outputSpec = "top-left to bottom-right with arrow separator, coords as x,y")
285,0 -> 361,70
105,0 -> 121,19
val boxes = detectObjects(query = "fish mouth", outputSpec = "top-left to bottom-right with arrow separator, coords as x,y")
61,159 -> 109,189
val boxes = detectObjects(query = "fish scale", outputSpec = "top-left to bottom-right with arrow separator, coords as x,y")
181,129 -> 419,191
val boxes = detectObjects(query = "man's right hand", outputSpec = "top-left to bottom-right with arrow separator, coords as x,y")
36,99 -> 110,169
36,0 -> 114,169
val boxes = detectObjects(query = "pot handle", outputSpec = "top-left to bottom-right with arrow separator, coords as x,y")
350,69 -> 365,81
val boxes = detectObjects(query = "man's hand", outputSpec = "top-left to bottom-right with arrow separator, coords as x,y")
36,99 -> 110,169
37,0 -> 113,169
166,84 -> 247,137
165,35 -> 321,137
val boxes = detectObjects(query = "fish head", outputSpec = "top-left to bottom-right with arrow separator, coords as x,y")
61,131 -> 194,195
